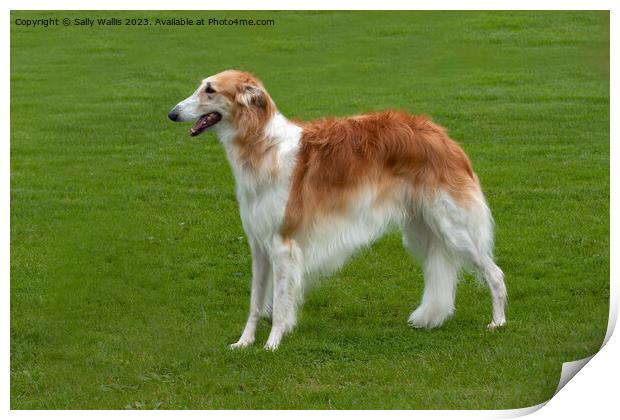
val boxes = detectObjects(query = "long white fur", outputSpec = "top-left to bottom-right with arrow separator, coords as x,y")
172,87 -> 507,351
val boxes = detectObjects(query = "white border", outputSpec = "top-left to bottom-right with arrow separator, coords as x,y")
3,1 -> 617,418
3,0 -> 616,10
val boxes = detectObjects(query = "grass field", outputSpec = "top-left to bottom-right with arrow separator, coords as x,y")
10,11 -> 610,409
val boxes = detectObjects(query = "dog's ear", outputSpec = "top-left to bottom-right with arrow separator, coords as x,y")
236,85 -> 266,108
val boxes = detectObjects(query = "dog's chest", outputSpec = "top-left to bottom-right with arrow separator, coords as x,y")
236,181 -> 290,248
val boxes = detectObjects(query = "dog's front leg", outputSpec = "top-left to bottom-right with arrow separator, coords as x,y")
264,236 -> 303,351
230,241 -> 271,349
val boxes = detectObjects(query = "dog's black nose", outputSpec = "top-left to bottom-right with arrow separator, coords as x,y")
168,110 -> 179,121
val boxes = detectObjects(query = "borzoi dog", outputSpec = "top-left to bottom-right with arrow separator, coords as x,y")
168,70 -> 507,350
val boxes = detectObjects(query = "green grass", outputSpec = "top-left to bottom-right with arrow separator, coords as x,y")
10,11 -> 609,409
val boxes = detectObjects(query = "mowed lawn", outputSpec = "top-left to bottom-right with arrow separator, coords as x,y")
10,11 -> 609,409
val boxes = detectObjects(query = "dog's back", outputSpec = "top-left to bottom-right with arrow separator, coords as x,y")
281,110 -> 480,241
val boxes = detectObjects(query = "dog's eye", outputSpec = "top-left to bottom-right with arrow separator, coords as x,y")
205,85 -> 216,94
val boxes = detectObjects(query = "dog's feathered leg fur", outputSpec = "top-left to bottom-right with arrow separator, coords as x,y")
264,235 -> 304,350
230,240 -> 271,349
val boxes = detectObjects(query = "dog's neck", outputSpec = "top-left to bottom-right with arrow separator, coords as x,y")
215,112 -> 302,188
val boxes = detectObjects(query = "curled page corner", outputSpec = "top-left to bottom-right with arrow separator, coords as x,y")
554,355 -> 595,396
550,288 -> 618,399
500,299 -> 616,418
497,356 -> 596,418
499,401 -> 547,418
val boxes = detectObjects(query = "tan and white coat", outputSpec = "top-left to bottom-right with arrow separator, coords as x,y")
169,70 -> 507,350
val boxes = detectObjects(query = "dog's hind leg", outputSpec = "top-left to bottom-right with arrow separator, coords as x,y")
403,217 -> 460,328
264,235 -> 304,350
230,241 -> 271,349
422,190 -> 507,329
479,257 -> 506,329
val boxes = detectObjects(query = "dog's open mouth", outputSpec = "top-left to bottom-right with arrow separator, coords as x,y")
189,112 -> 222,137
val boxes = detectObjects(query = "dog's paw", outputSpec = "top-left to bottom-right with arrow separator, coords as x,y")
264,331 -> 282,351
487,320 -> 506,330
263,340 -> 280,351
408,311 -> 429,329
408,306 -> 449,329
229,338 -> 254,349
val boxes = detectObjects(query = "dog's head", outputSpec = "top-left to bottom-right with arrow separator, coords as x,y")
168,69 -> 275,137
